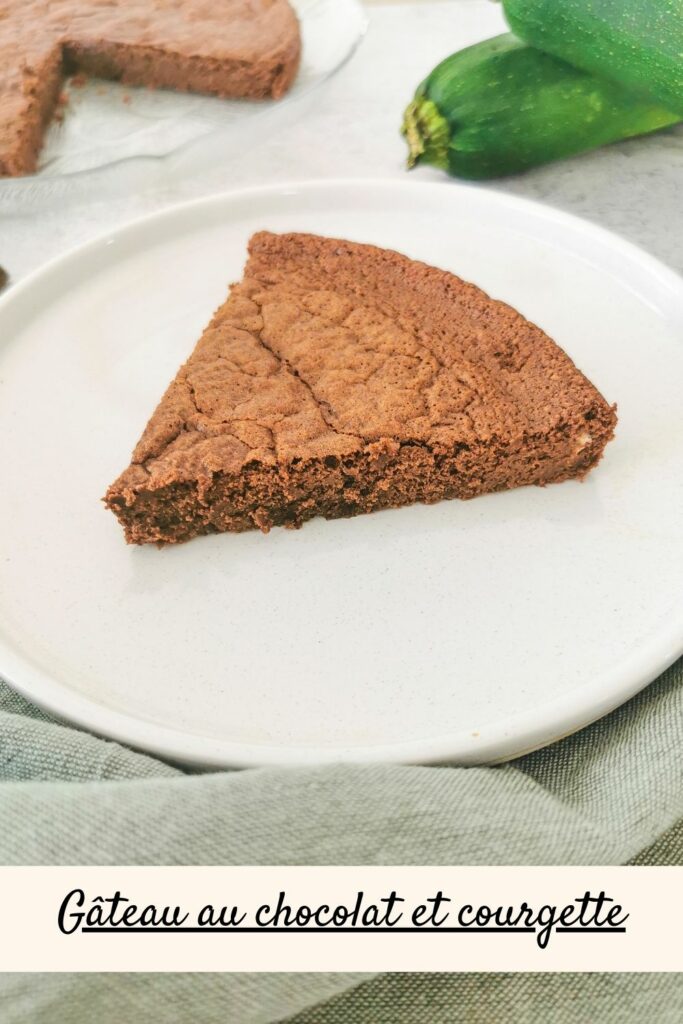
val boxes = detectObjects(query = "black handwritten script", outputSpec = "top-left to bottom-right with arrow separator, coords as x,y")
57,889 -> 628,949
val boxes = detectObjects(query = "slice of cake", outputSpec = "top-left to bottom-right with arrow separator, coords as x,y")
105,231 -> 617,544
0,0 -> 301,177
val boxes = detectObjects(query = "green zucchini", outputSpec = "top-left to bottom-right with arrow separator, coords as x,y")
503,0 -> 683,116
402,34 -> 679,180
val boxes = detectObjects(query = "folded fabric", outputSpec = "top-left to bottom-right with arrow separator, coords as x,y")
0,658 -> 681,1021
1,971 -> 682,1023
1,660 -> 682,866
289,972 -> 683,1023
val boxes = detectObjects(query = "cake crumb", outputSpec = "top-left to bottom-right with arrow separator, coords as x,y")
54,91 -> 68,122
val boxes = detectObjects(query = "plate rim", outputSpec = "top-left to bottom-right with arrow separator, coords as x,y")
1,176 -> 682,768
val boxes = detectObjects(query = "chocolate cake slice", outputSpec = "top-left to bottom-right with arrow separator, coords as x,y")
105,231 -> 617,544
0,0 -> 301,177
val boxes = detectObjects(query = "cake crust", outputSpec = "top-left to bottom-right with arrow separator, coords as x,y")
0,0 -> 301,177
106,231 -> 617,544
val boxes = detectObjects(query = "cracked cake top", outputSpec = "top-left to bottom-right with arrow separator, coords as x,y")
111,231 -> 612,499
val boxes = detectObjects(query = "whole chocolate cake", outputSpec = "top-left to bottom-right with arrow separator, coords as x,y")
0,0 -> 301,176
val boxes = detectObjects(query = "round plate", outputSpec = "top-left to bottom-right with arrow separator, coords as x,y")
1,180 -> 682,767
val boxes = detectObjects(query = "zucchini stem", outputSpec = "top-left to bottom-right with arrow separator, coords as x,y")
402,97 -> 450,170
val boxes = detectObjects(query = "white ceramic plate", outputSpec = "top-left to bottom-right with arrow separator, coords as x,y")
1,180 -> 682,767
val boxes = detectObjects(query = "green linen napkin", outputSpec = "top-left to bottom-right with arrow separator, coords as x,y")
1,972 -> 682,1024
1,658 -> 682,1020
1,662 -> 682,865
